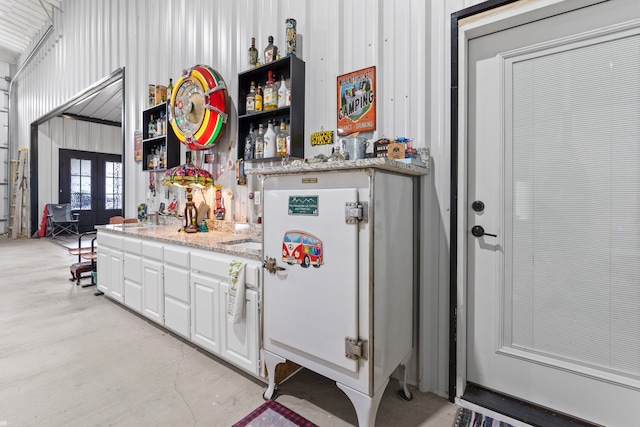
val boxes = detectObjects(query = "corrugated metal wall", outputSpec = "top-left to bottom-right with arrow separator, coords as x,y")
7,0 -> 492,397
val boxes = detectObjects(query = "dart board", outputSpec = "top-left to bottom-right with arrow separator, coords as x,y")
169,65 -> 228,150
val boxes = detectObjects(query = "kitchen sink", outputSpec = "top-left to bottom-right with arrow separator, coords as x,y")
222,238 -> 262,250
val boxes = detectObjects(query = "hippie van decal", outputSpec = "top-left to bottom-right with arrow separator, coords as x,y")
282,231 -> 323,268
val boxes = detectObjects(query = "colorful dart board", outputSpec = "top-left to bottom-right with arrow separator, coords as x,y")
169,65 -> 228,150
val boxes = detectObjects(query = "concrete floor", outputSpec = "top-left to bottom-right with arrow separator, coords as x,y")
0,236 -> 457,427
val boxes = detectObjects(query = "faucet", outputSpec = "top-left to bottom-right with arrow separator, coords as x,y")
148,212 -> 159,225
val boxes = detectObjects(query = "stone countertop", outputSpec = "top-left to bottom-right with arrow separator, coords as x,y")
95,221 -> 263,261
245,156 -> 430,177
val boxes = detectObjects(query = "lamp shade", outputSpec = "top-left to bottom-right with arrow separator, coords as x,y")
162,163 -> 214,188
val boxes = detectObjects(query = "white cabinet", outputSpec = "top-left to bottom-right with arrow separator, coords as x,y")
142,242 -> 164,324
164,245 -> 190,339
190,271 -> 222,354
123,237 -> 143,313
96,233 -> 124,303
220,283 -> 259,376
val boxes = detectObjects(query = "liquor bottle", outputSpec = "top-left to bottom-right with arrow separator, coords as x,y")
276,118 -> 288,157
244,124 -> 256,160
148,115 -> 156,138
263,36 -> 278,64
254,123 -> 265,159
246,81 -> 256,114
277,75 -> 287,108
263,71 -> 277,111
255,85 -> 263,112
248,37 -> 258,69
263,120 -> 277,158
167,78 -> 174,101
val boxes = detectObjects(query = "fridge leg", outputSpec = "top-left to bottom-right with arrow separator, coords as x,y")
262,349 -> 285,400
337,378 -> 389,427
397,352 -> 413,401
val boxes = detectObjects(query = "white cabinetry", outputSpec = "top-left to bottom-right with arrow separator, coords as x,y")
123,237 -> 143,313
96,233 -> 124,303
142,241 -> 164,325
190,250 -> 223,355
164,245 -> 190,339
220,283 -> 259,376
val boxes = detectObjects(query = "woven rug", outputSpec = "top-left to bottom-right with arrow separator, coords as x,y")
232,400 -> 318,427
453,407 -> 514,427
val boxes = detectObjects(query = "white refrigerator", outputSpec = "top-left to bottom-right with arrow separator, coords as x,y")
260,166 -> 417,427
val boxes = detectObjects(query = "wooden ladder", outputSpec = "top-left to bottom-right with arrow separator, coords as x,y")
8,148 -> 28,239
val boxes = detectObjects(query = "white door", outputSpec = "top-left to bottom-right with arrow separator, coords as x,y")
466,1 -> 640,424
263,186 -> 359,372
142,258 -> 163,324
191,272 -> 220,355
220,284 -> 258,375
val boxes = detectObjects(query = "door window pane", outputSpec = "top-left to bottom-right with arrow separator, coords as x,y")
105,161 -> 122,210
70,158 -> 92,210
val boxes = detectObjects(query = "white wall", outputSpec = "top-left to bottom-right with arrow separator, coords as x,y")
6,0 -> 490,397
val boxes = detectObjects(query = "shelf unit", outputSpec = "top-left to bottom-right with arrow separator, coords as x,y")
237,55 -> 305,161
142,102 -> 180,171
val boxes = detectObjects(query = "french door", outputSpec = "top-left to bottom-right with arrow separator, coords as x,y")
464,1 -> 640,425
59,149 -> 122,232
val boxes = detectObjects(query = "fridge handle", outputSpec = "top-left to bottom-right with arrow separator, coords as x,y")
263,257 -> 286,274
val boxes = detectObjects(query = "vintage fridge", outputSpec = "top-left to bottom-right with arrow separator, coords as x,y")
259,164 -> 421,427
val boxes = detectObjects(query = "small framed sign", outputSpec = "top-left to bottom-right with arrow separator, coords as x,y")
337,66 -> 376,136
288,195 -> 318,216
134,130 -> 143,162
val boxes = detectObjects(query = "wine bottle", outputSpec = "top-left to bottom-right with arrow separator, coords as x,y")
263,120 -> 276,158
255,85 -> 263,112
248,37 -> 258,69
246,81 -> 256,114
263,71 -> 277,111
167,78 -> 174,101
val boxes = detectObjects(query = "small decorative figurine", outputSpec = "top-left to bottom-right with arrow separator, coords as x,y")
199,220 -> 209,232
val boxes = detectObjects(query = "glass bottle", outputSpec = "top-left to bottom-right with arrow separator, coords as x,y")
276,118 -> 288,157
277,75 -> 287,108
244,124 -> 255,160
285,19 -> 297,56
263,71 -> 277,111
255,85 -> 263,112
263,36 -> 278,64
248,37 -> 259,69
167,78 -> 174,101
254,123 -> 265,159
148,115 -> 156,138
263,120 -> 277,158
246,81 -> 256,114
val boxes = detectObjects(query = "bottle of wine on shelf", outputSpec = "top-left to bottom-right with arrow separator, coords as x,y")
263,36 -> 278,64
255,85 -> 263,112
277,75 -> 287,108
254,123 -> 265,159
263,71 -> 277,111
167,78 -> 174,101
244,124 -> 256,160
276,118 -> 288,157
263,120 -> 276,158
246,81 -> 256,114
248,37 -> 258,69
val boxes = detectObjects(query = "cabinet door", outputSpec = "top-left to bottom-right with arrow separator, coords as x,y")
123,252 -> 142,312
164,264 -> 190,338
108,248 -> 124,303
190,272 -> 220,355
96,249 -> 108,294
142,258 -> 163,324
220,283 -> 259,375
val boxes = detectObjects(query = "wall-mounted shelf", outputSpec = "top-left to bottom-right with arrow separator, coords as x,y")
142,103 -> 180,171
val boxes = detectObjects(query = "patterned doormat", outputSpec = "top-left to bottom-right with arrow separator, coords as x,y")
232,400 -> 318,427
454,407 -> 514,427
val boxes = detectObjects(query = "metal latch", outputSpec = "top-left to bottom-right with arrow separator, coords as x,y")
345,336 -> 369,360
345,202 -> 368,224
263,257 -> 286,274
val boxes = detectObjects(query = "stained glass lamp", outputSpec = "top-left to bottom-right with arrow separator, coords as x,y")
162,164 -> 213,232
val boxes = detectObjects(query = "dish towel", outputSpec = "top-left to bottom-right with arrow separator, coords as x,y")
227,260 -> 246,324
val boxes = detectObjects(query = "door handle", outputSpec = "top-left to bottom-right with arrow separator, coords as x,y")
471,225 -> 497,238
263,257 -> 286,274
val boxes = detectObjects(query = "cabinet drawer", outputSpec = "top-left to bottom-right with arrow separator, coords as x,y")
123,237 -> 142,253
191,251 -> 229,277
165,245 -> 189,268
142,241 -> 163,261
98,232 -> 123,250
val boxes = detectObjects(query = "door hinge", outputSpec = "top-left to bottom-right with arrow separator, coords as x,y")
345,336 -> 368,360
345,202 -> 368,224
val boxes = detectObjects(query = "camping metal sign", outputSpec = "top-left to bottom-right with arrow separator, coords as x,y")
337,66 -> 376,136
